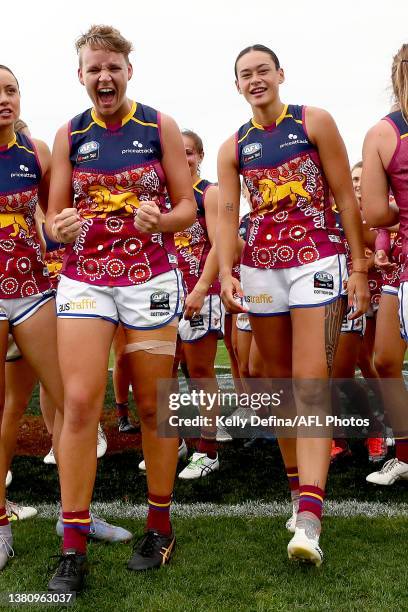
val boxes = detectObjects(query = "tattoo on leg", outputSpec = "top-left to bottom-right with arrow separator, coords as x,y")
225,203 -> 234,212
325,297 -> 346,376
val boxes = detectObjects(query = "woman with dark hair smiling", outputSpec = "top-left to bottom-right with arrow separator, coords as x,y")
216,44 -> 369,565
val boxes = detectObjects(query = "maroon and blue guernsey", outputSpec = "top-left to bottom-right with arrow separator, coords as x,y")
384,110 -> 408,282
376,229 -> 404,289
63,101 -> 178,286
174,179 -> 219,294
237,104 -> 344,269
0,132 -> 50,298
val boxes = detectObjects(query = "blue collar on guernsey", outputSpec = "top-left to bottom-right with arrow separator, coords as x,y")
69,100 -> 162,171
237,104 -> 311,171
0,132 -> 41,193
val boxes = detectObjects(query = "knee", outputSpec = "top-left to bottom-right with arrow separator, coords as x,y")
188,363 -> 214,378
4,394 -> 29,418
248,362 -> 263,378
64,392 -> 100,432
374,353 -> 400,378
294,380 -> 328,410
137,400 -> 157,429
238,360 -> 250,379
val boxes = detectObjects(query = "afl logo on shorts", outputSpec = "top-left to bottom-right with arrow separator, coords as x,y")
150,291 -> 170,314
190,314 -> 205,329
314,271 -> 334,290
242,142 -> 262,164
76,141 -> 100,164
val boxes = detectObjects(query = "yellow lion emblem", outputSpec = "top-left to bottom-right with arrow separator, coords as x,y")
83,184 -> 141,219
174,231 -> 192,251
46,261 -> 63,277
0,213 -> 30,237
258,176 -> 311,213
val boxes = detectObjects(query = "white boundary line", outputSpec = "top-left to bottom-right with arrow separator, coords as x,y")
32,500 -> 408,519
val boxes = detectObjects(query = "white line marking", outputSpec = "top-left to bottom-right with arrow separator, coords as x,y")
32,500 -> 408,519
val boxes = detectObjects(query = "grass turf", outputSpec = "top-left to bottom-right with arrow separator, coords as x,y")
8,438 -> 405,506
8,341 -> 408,609
2,516 -> 408,612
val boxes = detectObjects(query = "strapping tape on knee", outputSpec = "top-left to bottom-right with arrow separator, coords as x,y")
124,340 -> 176,356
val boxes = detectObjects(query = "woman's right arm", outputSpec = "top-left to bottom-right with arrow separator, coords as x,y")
217,135 -> 246,313
45,124 -> 82,243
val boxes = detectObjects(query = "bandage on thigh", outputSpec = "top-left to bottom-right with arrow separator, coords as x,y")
124,340 -> 176,356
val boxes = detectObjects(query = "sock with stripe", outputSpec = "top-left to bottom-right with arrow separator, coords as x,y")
62,510 -> 91,555
116,402 -> 129,418
198,434 -> 217,459
296,485 -> 325,537
147,493 -> 172,536
0,507 -> 9,527
396,438 -> 408,464
286,466 -> 300,513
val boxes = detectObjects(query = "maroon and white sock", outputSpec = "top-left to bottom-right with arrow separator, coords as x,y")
62,509 -> 91,555
146,492 -> 172,536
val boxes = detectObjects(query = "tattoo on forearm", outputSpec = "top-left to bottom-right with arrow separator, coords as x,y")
225,203 -> 234,212
325,297 -> 346,376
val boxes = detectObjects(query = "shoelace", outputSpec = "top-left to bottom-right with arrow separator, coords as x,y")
49,554 -> 79,577
379,458 -> 399,473
88,513 -> 108,535
0,535 -> 14,559
134,531 -> 158,557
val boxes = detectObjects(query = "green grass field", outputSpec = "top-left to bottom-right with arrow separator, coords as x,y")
3,517 -> 408,612
5,340 -> 408,611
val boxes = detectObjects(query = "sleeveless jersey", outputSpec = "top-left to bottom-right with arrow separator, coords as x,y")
335,209 -> 382,304
376,229 -> 404,288
384,110 -> 408,282
0,133 -> 50,298
236,104 -> 344,269
62,101 -> 177,286
174,179 -> 219,295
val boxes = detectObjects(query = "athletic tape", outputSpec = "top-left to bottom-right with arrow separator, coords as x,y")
124,340 -> 176,356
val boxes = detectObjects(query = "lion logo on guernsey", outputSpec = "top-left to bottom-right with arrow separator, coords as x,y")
258,176 -> 311,212
83,184 -> 141,219
0,212 -> 30,237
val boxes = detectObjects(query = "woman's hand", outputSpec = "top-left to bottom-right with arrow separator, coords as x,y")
52,208 -> 82,243
183,286 -> 207,320
346,272 -> 370,319
134,201 -> 162,233
221,275 -> 248,314
374,249 -> 397,271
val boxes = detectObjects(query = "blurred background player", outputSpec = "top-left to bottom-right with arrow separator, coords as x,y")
362,43 -> 408,486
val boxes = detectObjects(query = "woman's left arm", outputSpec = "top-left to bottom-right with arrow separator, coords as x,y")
306,107 -> 370,317
183,186 -> 220,319
33,139 -> 51,215
134,114 -> 196,234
